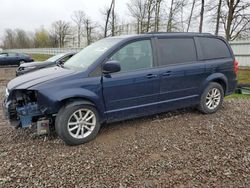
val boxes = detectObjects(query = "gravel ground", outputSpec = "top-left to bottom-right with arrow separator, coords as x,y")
0,68 -> 250,187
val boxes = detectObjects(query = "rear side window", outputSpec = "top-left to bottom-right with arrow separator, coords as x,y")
158,38 -> 197,66
199,37 -> 231,60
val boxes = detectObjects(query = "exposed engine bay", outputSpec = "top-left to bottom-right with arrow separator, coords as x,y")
4,89 -> 51,135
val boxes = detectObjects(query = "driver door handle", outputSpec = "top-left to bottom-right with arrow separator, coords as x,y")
146,74 -> 158,79
162,71 -> 172,76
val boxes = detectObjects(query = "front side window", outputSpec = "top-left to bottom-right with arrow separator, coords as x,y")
110,40 -> 153,72
158,38 -> 197,66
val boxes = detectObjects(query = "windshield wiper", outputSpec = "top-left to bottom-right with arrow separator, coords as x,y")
57,63 -> 64,68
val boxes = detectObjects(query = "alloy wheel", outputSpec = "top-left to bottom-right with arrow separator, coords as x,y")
205,88 -> 221,110
67,109 -> 96,139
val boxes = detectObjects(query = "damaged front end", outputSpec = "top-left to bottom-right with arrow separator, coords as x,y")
3,88 -> 51,135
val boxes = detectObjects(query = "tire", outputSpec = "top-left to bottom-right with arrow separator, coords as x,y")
55,103 -> 100,146
198,82 -> 224,114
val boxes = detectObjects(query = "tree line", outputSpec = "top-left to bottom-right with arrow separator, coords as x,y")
128,0 -> 250,40
1,0 -> 250,49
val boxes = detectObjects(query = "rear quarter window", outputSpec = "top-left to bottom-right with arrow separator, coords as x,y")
158,38 -> 197,66
199,37 -> 231,60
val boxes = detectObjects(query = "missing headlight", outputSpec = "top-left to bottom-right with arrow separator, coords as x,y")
14,90 -> 38,105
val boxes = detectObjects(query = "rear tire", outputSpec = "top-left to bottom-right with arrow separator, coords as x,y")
55,103 -> 100,146
198,82 -> 224,114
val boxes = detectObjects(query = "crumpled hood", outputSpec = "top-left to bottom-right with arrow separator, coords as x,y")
20,61 -> 54,68
8,66 -> 76,91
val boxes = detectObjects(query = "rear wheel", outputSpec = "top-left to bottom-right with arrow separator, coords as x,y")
55,103 -> 100,145
198,82 -> 224,114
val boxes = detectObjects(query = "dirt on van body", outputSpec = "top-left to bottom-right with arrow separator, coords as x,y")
0,67 -> 249,187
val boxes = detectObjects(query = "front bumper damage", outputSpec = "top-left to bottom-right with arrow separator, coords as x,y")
2,88 -> 51,135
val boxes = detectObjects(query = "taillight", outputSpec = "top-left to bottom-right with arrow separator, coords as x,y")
234,60 -> 239,75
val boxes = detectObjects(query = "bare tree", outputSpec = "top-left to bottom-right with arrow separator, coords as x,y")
71,10 -> 85,47
127,0 -> 147,33
199,0 -> 205,33
3,29 -> 16,49
3,29 -> 33,48
51,20 -> 71,47
83,17 -> 96,45
221,0 -> 250,40
154,0 -> 163,32
166,0 -> 187,32
48,33 -> 58,47
215,0 -> 222,35
111,0 -> 116,36
187,0 -> 196,32
103,4 -> 112,37
145,0 -> 155,32
102,0 -> 116,37
84,18 -> 91,45
167,0 -> 175,32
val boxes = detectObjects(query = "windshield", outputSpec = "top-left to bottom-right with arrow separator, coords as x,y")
64,38 -> 122,71
46,54 -> 66,62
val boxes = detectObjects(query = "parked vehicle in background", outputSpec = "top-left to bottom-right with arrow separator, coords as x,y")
0,52 -> 33,66
3,32 -> 238,146
16,52 -> 75,76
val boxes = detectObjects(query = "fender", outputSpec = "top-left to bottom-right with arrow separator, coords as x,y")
63,99 -> 106,123
64,100 -> 95,108
36,88 -> 106,122
200,73 -> 228,95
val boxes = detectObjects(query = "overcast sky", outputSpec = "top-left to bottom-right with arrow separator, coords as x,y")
0,0 -> 129,39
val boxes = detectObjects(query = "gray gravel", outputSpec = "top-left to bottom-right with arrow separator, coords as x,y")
0,68 -> 250,187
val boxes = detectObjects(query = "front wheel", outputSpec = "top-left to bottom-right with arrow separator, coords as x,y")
198,82 -> 224,114
55,103 -> 100,145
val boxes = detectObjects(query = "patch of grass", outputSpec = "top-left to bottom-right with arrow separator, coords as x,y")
29,54 -> 52,61
238,68 -> 250,84
225,93 -> 250,100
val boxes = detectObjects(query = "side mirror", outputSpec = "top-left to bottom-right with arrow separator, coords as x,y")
103,60 -> 121,74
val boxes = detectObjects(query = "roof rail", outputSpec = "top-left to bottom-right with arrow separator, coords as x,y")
147,32 -> 212,35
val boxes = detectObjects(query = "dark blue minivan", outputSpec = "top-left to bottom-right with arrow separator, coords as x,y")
3,33 -> 238,145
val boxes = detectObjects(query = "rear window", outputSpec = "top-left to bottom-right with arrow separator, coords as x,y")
158,38 -> 197,66
199,37 -> 231,60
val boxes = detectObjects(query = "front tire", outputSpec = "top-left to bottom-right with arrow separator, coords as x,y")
198,82 -> 224,114
55,103 -> 100,145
